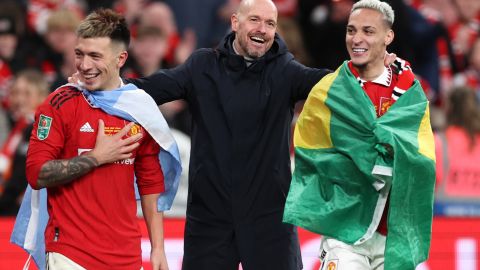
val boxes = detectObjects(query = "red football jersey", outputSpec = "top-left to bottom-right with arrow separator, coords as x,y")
26,86 -> 164,269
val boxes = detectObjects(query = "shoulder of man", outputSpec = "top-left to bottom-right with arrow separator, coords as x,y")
46,84 -> 83,110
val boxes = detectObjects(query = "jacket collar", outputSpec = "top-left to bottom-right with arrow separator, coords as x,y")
216,32 -> 287,72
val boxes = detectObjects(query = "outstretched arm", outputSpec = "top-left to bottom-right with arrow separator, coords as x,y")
36,120 -> 142,188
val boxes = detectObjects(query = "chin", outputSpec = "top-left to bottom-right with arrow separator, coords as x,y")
351,60 -> 368,69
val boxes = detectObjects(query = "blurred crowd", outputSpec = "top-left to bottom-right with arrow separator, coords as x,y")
0,0 -> 479,217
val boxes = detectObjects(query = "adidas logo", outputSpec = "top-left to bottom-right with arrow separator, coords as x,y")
80,122 -> 94,132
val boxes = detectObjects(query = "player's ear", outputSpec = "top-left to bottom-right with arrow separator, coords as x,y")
118,51 -> 128,68
385,30 -> 394,46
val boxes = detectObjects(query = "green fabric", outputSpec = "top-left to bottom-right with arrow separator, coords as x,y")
283,61 -> 436,269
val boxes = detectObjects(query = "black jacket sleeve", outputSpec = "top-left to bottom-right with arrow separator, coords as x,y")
288,59 -> 331,102
125,56 -> 193,105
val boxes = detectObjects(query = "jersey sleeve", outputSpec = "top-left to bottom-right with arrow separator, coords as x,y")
26,91 -> 71,189
134,131 -> 165,195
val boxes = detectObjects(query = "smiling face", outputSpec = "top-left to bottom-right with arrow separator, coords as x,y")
74,37 -> 127,91
346,8 -> 393,74
231,0 -> 277,59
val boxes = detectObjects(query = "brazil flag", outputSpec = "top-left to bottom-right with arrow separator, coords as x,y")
283,61 -> 436,270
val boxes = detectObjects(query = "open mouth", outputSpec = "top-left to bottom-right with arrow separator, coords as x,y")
250,36 -> 265,44
82,73 -> 100,80
352,48 -> 367,54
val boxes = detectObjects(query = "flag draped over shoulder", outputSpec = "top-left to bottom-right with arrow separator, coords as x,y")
283,61 -> 436,270
11,83 -> 182,270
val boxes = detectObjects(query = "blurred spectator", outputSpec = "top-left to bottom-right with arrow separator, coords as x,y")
0,0 -> 30,106
123,25 -> 191,135
448,0 -> 480,72
112,0 -> 147,25
0,69 -> 49,216
42,8 -> 81,89
139,1 -> 196,67
389,0 -> 451,102
276,17 -> 310,65
26,0 -> 85,35
123,26 -> 168,78
165,0 -> 225,49
297,0 -> 352,70
0,16 -> 16,108
273,0 -> 297,17
85,0 -> 115,13
453,36 -> 480,97
434,87 -> 480,216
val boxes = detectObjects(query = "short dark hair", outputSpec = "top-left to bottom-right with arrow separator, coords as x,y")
76,8 -> 130,49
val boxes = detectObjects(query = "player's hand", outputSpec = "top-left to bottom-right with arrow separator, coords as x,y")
150,247 -> 169,270
67,72 -> 82,85
383,52 -> 397,66
86,120 -> 142,165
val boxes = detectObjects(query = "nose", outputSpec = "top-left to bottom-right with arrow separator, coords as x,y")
256,21 -> 267,34
78,56 -> 93,71
351,32 -> 362,44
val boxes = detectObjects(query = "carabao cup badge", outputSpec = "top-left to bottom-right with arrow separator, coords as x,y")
37,114 -> 53,140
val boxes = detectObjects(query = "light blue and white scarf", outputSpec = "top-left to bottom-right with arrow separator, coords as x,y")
11,82 -> 182,269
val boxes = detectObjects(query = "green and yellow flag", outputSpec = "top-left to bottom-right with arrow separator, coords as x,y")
283,61 -> 436,270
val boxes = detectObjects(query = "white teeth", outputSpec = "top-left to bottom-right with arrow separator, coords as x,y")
353,48 -> 367,53
83,73 -> 98,79
250,36 -> 265,43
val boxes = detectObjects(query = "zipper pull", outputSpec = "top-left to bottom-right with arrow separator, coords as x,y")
54,227 -> 59,242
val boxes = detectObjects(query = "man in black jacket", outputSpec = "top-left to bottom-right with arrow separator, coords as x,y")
126,0 -> 329,269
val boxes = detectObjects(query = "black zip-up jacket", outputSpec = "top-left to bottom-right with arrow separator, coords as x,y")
128,32 -> 329,269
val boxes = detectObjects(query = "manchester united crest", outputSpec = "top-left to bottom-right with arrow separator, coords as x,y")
128,123 -> 142,136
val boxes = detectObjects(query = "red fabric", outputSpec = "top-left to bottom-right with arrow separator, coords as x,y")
455,69 -> 480,91
435,126 -> 480,199
26,86 -> 164,269
448,20 -> 480,71
0,117 -> 29,180
348,61 -> 412,117
164,33 -> 180,65
347,62 -> 413,235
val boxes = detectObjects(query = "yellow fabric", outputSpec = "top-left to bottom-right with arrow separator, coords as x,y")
294,68 -> 340,149
417,104 -> 436,161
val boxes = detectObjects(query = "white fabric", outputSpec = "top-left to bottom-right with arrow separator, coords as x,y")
46,252 -> 86,270
319,233 -> 386,270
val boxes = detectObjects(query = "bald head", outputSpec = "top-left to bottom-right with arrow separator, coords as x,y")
236,0 -> 278,19
231,0 -> 278,59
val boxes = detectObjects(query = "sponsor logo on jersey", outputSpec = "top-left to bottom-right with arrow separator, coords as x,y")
80,122 -> 94,132
104,126 -> 121,136
103,124 -> 143,137
78,148 -> 135,165
37,114 -> 52,140
114,158 -> 135,165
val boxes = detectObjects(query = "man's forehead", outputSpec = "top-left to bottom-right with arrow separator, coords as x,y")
240,0 -> 277,18
76,37 -> 114,49
348,9 -> 385,27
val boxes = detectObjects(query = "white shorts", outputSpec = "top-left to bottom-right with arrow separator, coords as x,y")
318,232 -> 386,270
46,252 -> 144,270
46,252 -> 86,270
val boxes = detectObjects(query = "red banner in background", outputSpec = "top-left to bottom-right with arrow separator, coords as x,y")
1,217 -> 479,270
